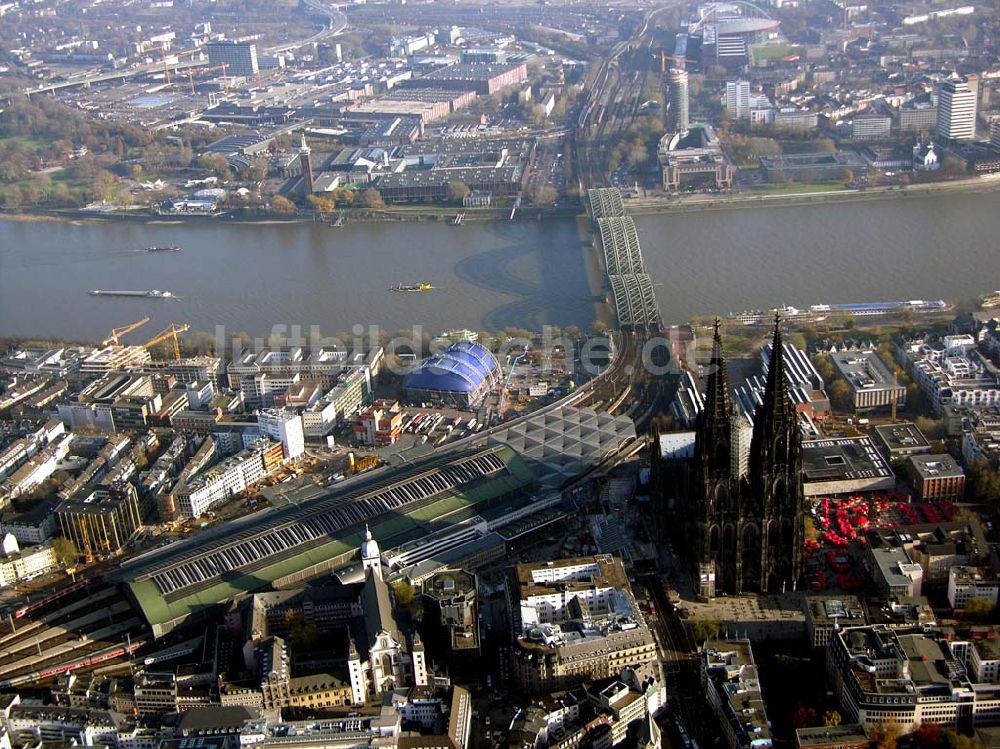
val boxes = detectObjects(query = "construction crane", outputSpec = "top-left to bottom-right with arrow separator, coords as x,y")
185,63 -> 229,94
143,323 -> 190,360
159,41 -> 172,85
657,51 -> 687,75
78,517 -> 93,565
103,317 -> 150,347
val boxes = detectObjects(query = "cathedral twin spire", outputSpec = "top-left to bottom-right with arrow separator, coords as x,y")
750,314 -> 796,472
689,314 -> 805,594
706,318 -> 731,427
696,319 -> 735,481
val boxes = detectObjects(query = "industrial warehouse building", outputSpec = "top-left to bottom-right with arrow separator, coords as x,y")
403,341 -> 502,408
404,61 -> 528,96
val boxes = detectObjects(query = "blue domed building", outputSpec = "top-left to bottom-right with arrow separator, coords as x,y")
403,341 -> 502,408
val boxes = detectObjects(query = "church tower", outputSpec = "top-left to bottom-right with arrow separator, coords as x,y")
347,637 -> 366,705
361,525 -> 382,580
692,319 -> 742,596
298,132 -> 314,195
743,316 -> 805,593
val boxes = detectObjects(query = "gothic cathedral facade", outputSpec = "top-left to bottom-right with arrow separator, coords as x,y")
685,318 -> 805,596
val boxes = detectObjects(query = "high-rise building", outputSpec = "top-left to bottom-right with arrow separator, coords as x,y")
670,67 -> 690,133
55,484 -> 144,558
937,76 -> 977,141
990,116 -> 1000,151
725,80 -> 751,120
206,41 -> 259,78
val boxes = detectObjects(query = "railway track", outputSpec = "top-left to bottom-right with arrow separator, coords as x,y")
0,615 -> 142,679
0,587 -> 119,646
0,601 -> 132,661
572,3 -> 681,190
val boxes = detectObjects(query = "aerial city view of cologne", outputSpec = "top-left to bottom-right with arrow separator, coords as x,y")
3,0 -> 1000,747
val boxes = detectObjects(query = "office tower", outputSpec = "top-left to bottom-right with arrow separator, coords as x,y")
206,41 -> 259,78
726,80 -> 751,120
937,76 -> 977,141
670,67 -> 690,133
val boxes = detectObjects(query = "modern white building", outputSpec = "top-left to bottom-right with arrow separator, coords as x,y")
5,704 -> 123,747
79,346 -> 151,377
0,433 -> 75,505
241,372 -> 301,410
830,625 -> 1000,733
256,409 -> 305,460
184,380 -> 215,410
937,76 -> 977,141
509,555 -> 658,693
911,351 -> 1000,413
830,350 -> 906,411
725,80 -> 751,120
948,566 -> 1000,611
227,347 -> 350,389
852,114 -> 892,140
962,411 -> 1000,468
953,633 -> 1000,685
172,440 -> 283,518
703,640 -> 772,749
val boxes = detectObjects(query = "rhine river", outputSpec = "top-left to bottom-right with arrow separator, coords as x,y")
2,190 -> 1000,342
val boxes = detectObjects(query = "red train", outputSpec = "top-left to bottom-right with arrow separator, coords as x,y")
37,640 -> 143,680
12,576 -> 102,619
0,636 -> 145,689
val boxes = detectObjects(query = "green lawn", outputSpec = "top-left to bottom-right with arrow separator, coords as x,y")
747,182 -> 849,195
0,135 -> 49,152
750,43 -> 799,61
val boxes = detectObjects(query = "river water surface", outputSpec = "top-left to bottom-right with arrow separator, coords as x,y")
2,191 -> 999,341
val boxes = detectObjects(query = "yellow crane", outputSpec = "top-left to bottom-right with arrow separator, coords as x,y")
103,317 -> 150,347
185,63 -> 229,94
143,323 -> 190,360
656,51 -> 687,75
78,517 -> 93,565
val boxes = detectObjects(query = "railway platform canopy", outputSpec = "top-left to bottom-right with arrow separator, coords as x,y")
609,273 -> 660,329
488,406 -> 636,488
597,216 -> 645,275
116,445 -> 535,637
587,188 -> 626,221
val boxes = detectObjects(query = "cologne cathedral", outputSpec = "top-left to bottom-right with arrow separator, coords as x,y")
655,317 -> 806,596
